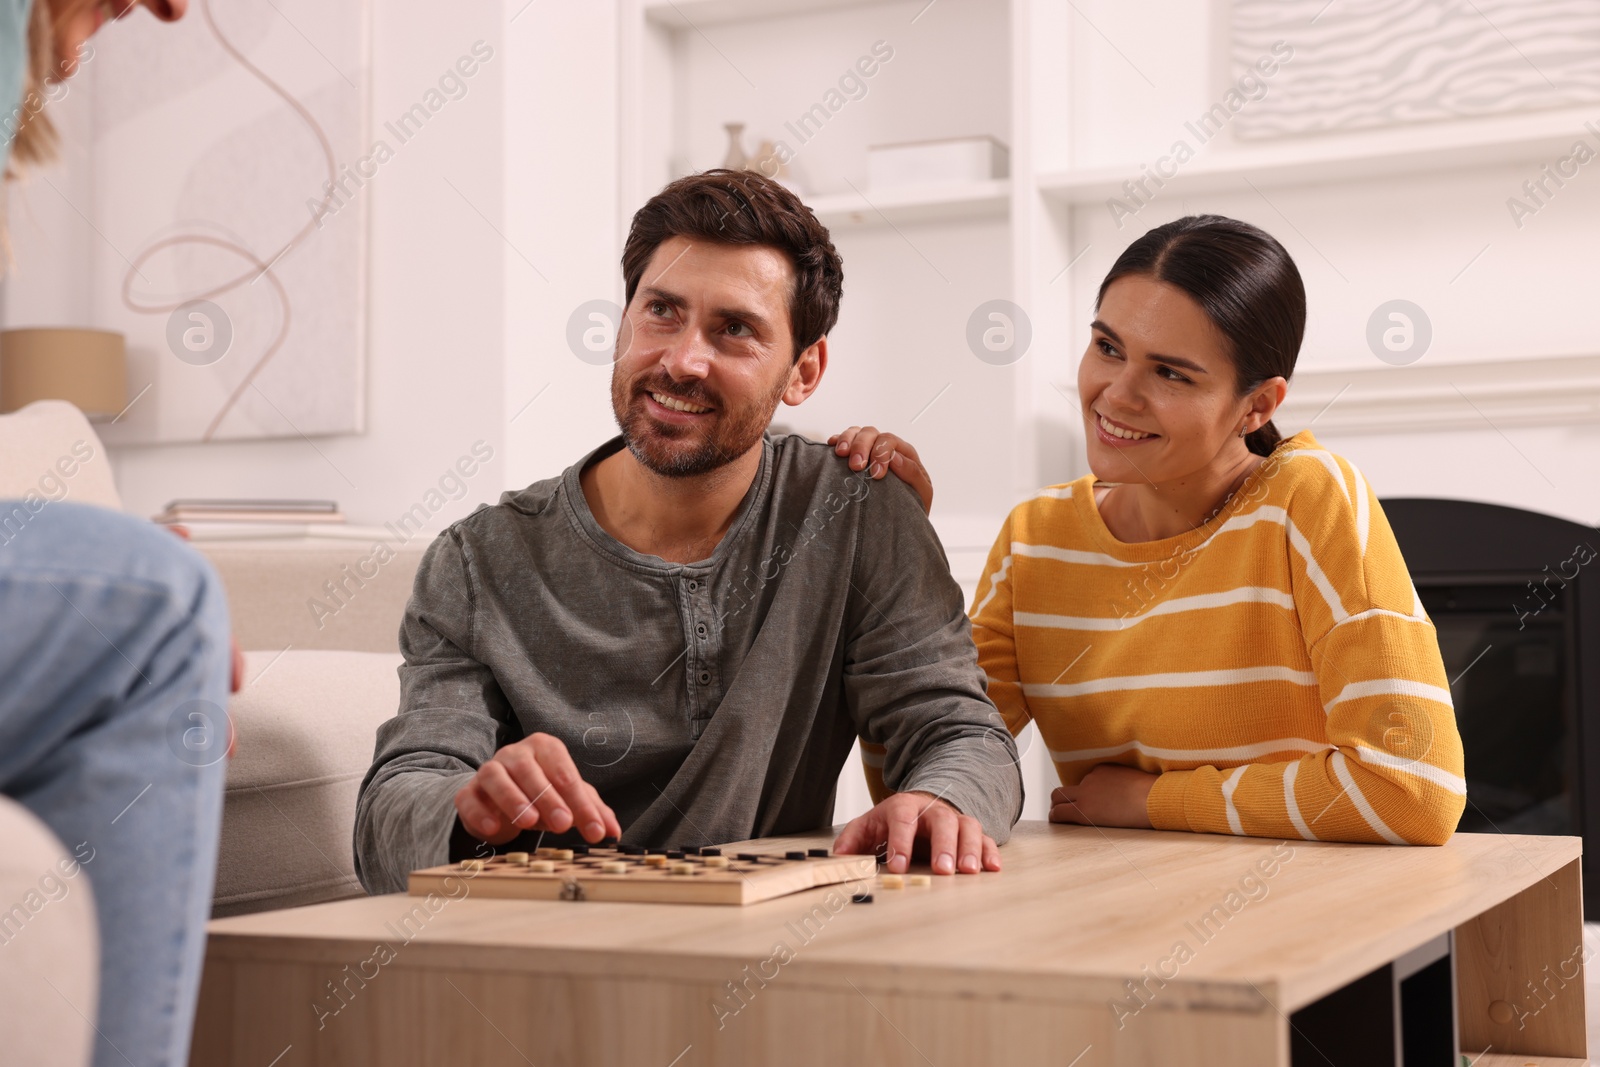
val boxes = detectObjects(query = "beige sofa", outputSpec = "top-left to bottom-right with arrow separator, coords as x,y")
0,401 -> 426,1059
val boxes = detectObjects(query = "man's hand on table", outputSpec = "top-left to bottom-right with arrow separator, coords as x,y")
833,790 -> 1001,875
1049,764 -> 1157,829
455,732 -> 623,847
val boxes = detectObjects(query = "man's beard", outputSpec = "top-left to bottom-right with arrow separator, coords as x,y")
612,369 -> 787,478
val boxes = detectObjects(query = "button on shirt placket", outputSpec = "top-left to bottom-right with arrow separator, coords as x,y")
684,575 -> 718,736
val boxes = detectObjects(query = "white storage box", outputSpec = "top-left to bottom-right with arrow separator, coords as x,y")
866,135 -> 1009,191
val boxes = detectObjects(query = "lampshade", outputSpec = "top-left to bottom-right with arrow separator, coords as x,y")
0,328 -> 127,420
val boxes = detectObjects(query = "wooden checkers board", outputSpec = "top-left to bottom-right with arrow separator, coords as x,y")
408,845 -> 877,906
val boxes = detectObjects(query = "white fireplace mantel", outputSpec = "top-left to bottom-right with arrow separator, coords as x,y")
1274,353 -> 1600,436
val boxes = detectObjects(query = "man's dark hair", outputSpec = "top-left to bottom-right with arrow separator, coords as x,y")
621,169 -> 844,361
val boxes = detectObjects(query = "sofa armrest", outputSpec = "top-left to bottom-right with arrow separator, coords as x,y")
196,539 -> 425,654
0,400 -> 119,511
0,796 -> 99,1066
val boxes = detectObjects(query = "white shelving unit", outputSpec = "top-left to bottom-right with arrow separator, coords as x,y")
640,0 -> 870,28
805,178 -> 1010,229
1038,107 -> 1600,203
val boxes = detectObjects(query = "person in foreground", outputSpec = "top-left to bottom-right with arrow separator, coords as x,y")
353,169 -> 1023,894
834,214 -> 1466,845
2,3 -> 240,1067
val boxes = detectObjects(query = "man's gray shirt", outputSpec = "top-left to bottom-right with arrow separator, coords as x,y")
354,432 -> 1023,894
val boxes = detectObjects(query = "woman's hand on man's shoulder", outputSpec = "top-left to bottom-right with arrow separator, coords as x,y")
827,425 -> 933,515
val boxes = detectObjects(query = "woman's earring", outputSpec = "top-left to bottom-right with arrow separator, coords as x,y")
1238,424 -> 1248,438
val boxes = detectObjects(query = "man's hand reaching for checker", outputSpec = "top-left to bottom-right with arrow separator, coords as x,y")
833,791 -> 1001,875
455,732 -> 623,846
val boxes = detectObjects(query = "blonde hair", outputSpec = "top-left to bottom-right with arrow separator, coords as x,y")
10,0 -> 57,173
8,0 -> 101,177
3,0 -> 98,269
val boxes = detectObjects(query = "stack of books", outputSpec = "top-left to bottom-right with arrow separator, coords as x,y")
153,499 -> 376,541
156,499 -> 344,525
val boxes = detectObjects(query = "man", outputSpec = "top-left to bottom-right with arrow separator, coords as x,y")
354,169 -> 1022,894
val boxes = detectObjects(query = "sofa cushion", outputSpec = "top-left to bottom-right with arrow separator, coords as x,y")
215,649 -> 401,916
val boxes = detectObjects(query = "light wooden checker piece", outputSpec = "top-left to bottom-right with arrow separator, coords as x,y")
408,846 -> 876,906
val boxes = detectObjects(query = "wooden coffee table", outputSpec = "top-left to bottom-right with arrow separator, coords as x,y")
189,822 -> 1586,1066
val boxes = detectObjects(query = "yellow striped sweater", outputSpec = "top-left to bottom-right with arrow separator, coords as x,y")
964,430 -> 1465,845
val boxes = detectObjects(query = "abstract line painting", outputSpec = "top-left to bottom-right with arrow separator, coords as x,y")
1231,0 -> 1600,139
94,0 -> 368,444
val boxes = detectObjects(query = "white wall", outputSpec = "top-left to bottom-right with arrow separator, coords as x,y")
500,0 -> 622,492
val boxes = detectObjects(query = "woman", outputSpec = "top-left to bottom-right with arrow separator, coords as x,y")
833,214 -> 1465,844
1,5 -> 240,1067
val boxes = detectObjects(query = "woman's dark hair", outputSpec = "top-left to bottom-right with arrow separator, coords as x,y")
1094,214 -> 1305,456
622,168 -> 844,361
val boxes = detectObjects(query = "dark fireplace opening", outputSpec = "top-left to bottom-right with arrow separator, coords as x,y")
1385,499 -> 1597,916
1423,580 -> 1571,835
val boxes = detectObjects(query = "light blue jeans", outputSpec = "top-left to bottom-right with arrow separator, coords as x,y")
0,501 -> 230,1067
